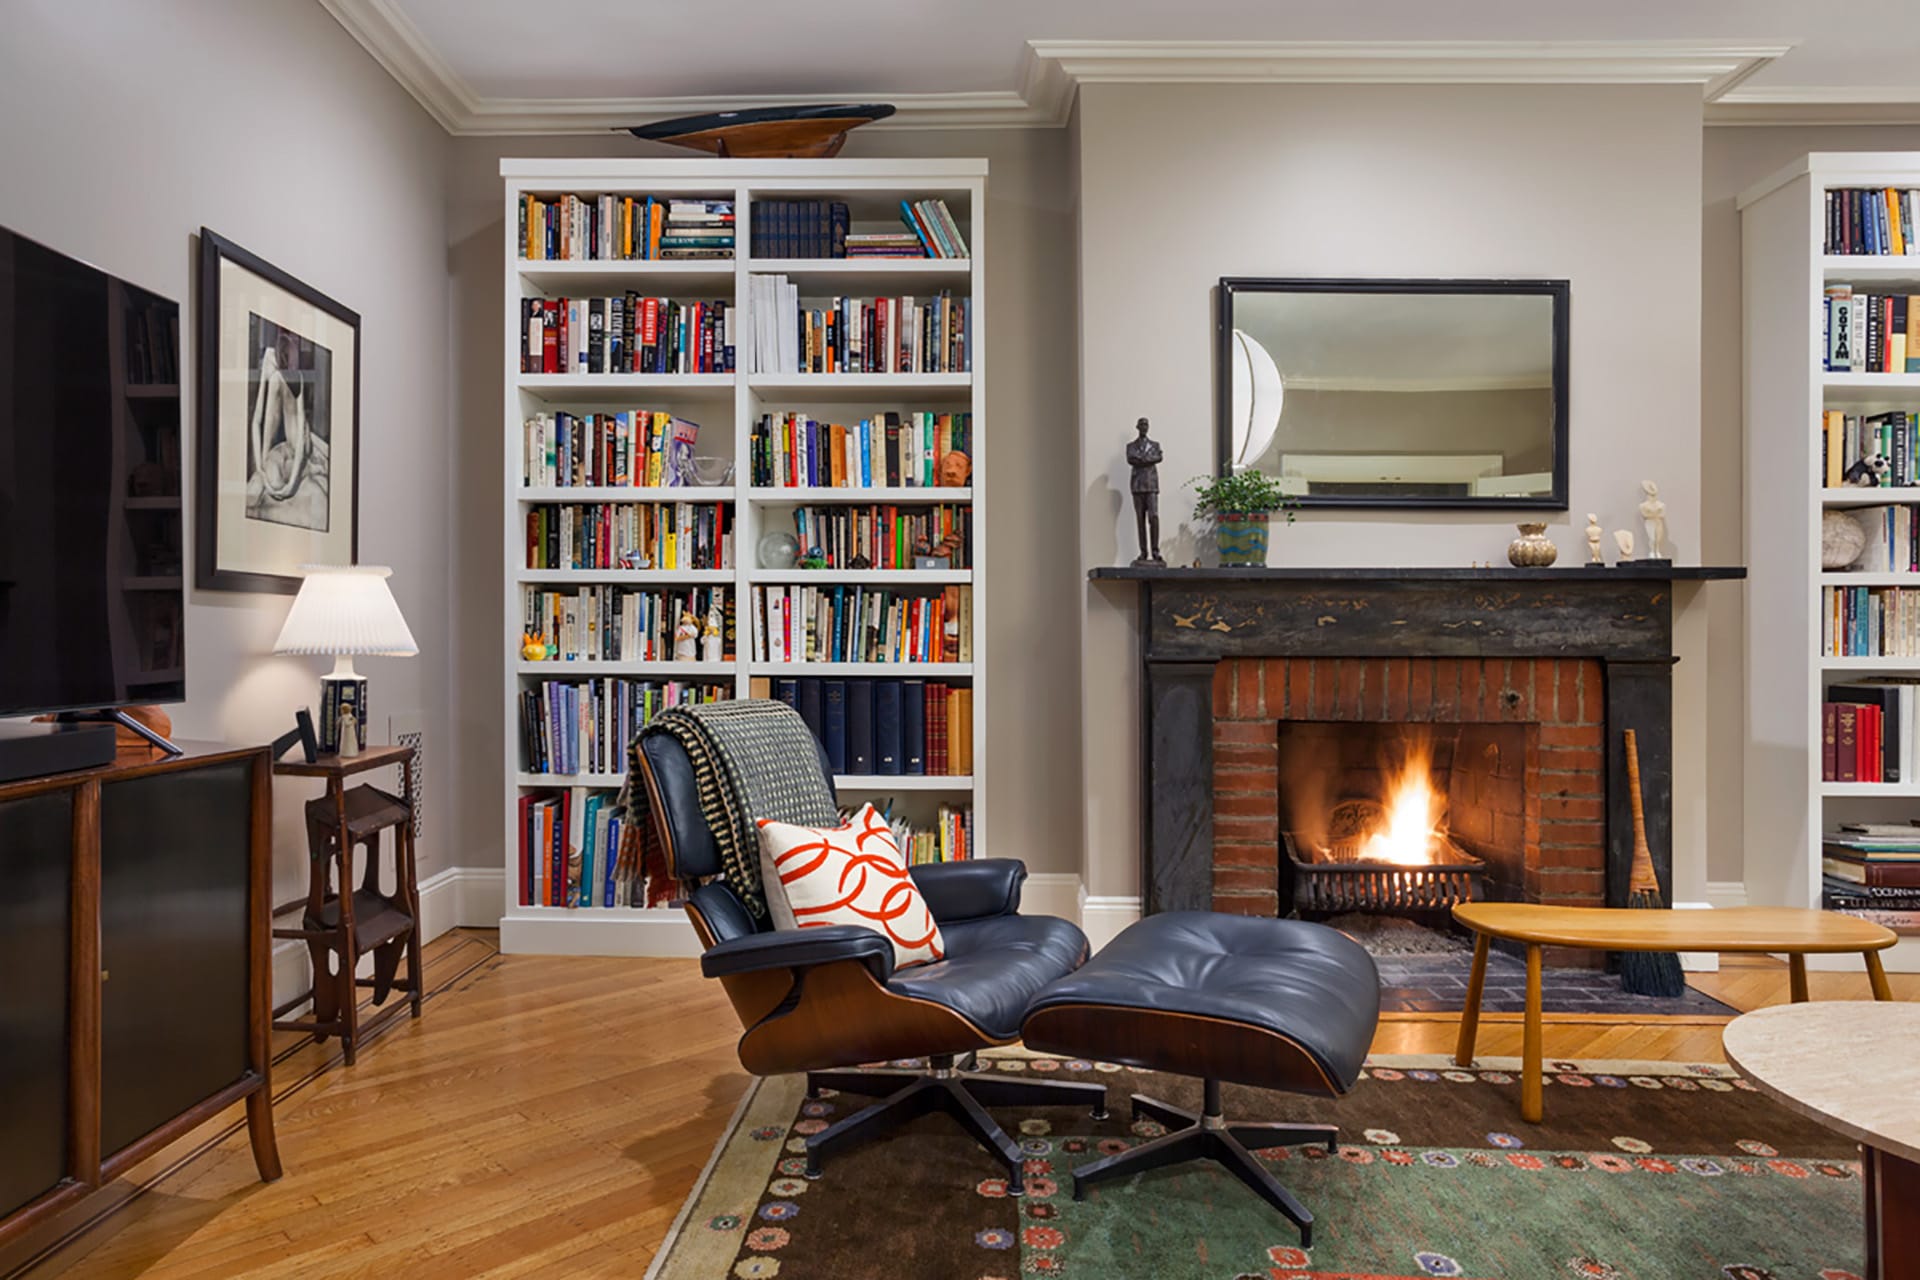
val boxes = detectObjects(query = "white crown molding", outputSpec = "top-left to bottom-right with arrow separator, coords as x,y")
1707,86 -> 1920,128
319,8 -> 1804,138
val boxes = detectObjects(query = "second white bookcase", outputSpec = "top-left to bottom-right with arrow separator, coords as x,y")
500,158 -> 987,956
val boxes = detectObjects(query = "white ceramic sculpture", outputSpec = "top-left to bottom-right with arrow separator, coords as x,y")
674,614 -> 700,661
1639,480 -> 1669,560
1613,529 -> 1635,562
1585,514 -> 1604,564
701,607 -> 724,663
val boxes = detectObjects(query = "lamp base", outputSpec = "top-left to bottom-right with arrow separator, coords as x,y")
318,673 -> 369,756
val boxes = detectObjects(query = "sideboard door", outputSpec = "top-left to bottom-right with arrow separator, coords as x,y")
98,762 -> 252,1159
0,790 -> 76,1219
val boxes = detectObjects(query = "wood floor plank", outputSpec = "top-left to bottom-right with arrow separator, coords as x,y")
6,936 -> 1911,1278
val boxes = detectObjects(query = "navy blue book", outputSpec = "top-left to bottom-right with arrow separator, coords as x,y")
774,678 -> 800,712
901,678 -> 926,775
796,679 -> 825,749
822,680 -> 849,774
846,679 -> 875,773
874,680 -> 903,775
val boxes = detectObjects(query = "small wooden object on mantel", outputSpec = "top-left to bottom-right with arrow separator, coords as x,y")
272,744 -> 421,1065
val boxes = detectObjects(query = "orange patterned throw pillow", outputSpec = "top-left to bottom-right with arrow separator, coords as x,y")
756,804 -> 946,969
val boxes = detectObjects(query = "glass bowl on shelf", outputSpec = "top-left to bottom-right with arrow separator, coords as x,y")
757,532 -> 799,569
678,454 -> 734,487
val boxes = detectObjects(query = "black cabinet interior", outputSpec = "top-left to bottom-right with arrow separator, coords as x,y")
0,791 -> 73,1219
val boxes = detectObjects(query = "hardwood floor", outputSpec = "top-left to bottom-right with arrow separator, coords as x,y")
5,938 -> 1911,1279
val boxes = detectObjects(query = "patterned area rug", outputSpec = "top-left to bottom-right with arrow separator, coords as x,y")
647,1049 -> 1864,1280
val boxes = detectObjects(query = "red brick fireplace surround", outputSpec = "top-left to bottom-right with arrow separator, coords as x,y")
1087,564 -> 1746,922
1211,657 -> 1606,916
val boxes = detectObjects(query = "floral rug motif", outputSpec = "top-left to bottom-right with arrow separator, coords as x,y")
646,1050 -> 1864,1280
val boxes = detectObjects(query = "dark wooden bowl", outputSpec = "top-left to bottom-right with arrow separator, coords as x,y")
625,103 -> 896,158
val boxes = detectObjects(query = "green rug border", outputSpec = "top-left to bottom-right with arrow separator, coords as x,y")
643,1049 -> 1745,1275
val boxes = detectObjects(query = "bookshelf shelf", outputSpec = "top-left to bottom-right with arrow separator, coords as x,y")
503,158 -> 987,957
1743,152 -> 1920,965
517,486 -> 734,502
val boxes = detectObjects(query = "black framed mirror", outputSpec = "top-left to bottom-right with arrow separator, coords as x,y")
1215,278 -> 1569,509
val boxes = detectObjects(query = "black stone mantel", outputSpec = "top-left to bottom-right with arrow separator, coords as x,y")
1090,564 -> 1746,916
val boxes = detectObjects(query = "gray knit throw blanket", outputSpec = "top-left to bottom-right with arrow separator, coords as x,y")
618,699 -> 838,922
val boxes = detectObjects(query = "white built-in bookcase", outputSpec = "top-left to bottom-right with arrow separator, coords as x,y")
500,158 -> 987,956
1741,152 -> 1920,971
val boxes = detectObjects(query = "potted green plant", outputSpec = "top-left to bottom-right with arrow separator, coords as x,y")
1189,469 -> 1294,567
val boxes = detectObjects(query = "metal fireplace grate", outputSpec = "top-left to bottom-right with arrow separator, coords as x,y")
1281,831 -> 1486,916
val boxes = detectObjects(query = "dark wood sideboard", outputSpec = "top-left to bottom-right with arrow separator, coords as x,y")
0,742 -> 281,1249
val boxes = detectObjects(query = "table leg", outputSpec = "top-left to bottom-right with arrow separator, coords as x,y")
1521,944 -> 1543,1124
1865,1144 -> 1920,1280
1789,954 -> 1810,1004
1866,951 -> 1895,1003
1454,932 -> 1490,1067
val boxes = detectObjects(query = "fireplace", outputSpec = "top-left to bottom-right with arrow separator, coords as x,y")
1088,565 -> 1745,935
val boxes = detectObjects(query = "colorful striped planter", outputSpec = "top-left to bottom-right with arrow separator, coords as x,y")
1216,511 -> 1271,566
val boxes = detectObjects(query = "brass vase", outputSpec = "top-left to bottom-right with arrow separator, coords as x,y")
1507,523 -> 1558,568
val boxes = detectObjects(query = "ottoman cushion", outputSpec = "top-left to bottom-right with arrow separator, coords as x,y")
1022,911 -> 1379,1094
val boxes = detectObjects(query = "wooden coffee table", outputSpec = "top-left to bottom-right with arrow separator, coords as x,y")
1451,902 -> 1897,1122
1724,1002 -> 1920,1280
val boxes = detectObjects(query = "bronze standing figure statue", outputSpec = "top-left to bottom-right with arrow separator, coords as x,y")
1128,417 -> 1164,566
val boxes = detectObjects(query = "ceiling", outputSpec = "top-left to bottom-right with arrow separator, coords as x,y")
320,0 -> 1920,134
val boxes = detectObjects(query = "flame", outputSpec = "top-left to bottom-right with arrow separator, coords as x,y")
1356,741 -> 1447,866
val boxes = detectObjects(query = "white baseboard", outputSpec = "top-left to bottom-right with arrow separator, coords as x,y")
1078,891 -> 1143,953
1022,873 -> 1081,925
1704,881 -> 1749,910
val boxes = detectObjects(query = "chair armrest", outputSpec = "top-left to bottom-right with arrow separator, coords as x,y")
700,924 -> 895,984
910,859 -> 1027,924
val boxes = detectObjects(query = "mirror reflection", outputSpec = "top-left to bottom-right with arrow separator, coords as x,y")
1220,281 -> 1567,507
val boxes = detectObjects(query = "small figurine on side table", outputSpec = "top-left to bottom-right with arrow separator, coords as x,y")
1638,480 -> 1670,563
701,607 -> 724,664
1584,513 -> 1605,567
1127,417 -> 1164,566
337,705 -> 361,758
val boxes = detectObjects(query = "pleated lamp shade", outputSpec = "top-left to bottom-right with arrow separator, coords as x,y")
273,565 -> 418,659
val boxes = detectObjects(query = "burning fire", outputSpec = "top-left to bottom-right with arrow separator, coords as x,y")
1354,741 -> 1448,866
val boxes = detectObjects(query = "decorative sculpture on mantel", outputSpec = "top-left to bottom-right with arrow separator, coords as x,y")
1613,529 -> 1636,563
1639,480 -> 1670,562
1127,417 -> 1164,567
1585,513 -> 1605,567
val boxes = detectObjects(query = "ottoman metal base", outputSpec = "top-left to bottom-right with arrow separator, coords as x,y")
1071,1079 -> 1338,1247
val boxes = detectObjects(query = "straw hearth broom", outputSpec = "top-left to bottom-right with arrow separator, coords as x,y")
1620,728 -> 1686,997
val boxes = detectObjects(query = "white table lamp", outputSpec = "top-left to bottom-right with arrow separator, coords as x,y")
273,565 -> 417,755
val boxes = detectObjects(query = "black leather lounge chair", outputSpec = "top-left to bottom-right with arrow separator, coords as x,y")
632,734 -> 1108,1191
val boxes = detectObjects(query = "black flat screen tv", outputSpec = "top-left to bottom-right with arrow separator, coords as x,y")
0,226 -> 186,715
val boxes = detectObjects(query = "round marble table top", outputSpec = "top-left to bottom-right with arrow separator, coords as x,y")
1722,1001 -> 1920,1164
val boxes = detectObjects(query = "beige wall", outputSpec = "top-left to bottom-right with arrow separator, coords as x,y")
1700,124 -> 1920,890
0,1 -> 453,900
1076,83 -> 1711,902
444,128 -> 1082,875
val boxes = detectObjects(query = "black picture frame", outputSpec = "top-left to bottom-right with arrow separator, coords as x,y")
195,228 -> 361,593
1215,277 -> 1570,511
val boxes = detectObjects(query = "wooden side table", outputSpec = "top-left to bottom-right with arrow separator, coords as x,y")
272,745 -> 421,1065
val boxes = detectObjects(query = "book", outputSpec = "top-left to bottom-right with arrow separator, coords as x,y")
747,585 -> 968,665
1825,188 -> 1920,256
847,678 -> 875,773
822,680 -> 848,774
522,503 -> 731,572
874,680 -> 903,775
1829,683 -> 1909,782
521,295 -> 733,374
520,193 -> 733,262
749,278 -> 970,375
751,412 -> 970,490
522,678 -> 729,776
901,678 -> 926,775
1824,854 -> 1920,887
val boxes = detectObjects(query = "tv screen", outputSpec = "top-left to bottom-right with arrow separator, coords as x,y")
0,227 -> 185,715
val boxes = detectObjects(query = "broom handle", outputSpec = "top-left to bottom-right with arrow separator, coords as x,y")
1623,729 -> 1660,896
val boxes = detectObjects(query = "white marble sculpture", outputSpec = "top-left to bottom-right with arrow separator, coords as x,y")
701,607 -> 724,664
1585,514 -> 1604,564
337,706 -> 361,757
1639,480 -> 1669,561
674,614 -> 700,662
1613,529 -> 1635,562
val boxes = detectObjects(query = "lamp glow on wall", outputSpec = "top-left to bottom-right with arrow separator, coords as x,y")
273,565 -> 417,755
1228,328 -> 1285,470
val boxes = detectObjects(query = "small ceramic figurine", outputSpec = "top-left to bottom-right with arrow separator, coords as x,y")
1638,480 -> 1669,561
1613,529 -> 1636,562
337,705 -> 361,757
939,450 -> 971,487
701,607 -> 723,664
673,614 -> 700,661
1845,454 -> 1890,488
1585,514 -> 1604,565
521,632 -> 551,662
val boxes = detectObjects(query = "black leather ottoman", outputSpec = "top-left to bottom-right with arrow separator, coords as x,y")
1021,911 -> 1380,1245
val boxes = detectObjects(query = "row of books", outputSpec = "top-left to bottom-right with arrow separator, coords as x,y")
525,502 -> 734,572
124,298 -> 179,386
521,585 -> 733,664
786,504 -> 971,571
1824,188 -> 1920,257
891,804 -> 974,864
756,675 -> 973,776
1822,824 -> 1920,932
751,584 -> 970,665
1832,505 -> 1920,574
518,194 -> 734,262
1821,585 -> 1920,656
751,411 -> 971,490
1819,411 -> 1920,488
1821,287 -> 1920,374
749,200 -> 848,259
1822,683 -> 1919,782
749,276 -> 971,375
520,678 -> 729,777
518,295 -> 736,375
521,410 -> 706,490
518,790 -> 647,908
